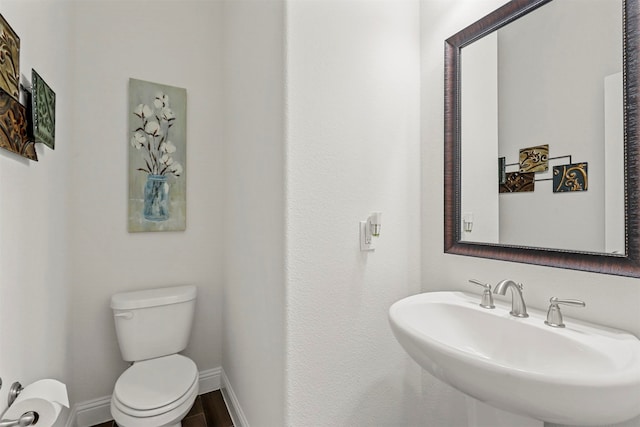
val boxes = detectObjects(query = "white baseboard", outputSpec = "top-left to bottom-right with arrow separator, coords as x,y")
220,370 -> 249,427
71,395 -> 112,427
66,366 -> 223,427
198,366 -> 222,394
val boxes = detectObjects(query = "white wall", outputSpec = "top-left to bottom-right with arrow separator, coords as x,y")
0,0 -> 73,422
69,0 -> 224,403
221,1 -> 286,426
604,72 -> 625,254
497,0 -> 622,252
421,1 -> 640,426
461,32 -> 499,244
285,0 -> 422,425
3,3 -> 635,427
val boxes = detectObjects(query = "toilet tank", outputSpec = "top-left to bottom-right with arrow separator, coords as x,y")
111,285 -> 197,362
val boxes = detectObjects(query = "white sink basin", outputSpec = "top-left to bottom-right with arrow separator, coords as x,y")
388,291 -> 640,426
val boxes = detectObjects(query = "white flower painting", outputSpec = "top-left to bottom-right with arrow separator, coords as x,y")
128,78 -> 187,232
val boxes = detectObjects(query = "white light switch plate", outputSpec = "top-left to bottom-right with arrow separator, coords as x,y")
360,221 -> 375,251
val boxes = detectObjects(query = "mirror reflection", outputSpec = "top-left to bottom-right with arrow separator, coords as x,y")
459,0 -> 624,254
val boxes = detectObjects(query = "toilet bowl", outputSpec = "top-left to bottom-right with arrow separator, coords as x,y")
110,286 -> 198,427
110,354 -> 198,427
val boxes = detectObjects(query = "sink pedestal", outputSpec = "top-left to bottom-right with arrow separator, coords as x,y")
465,397 -> 542,427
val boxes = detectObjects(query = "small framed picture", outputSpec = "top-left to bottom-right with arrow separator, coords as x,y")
32,69 -> 56,149
519,144 -> 549,173
553,163 -> 588,193
0,87 -> 37,160
0,14 -> 20,100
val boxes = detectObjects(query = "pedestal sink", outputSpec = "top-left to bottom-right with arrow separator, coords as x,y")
388,291 -> 640,426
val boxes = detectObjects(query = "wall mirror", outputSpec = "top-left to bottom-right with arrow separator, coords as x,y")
444,0 -> 640,277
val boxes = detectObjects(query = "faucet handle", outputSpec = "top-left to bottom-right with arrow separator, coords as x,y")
469,279 -> 490,289
468,279 -> 495,309
552,298 -> 586,307
545,297 -> 586,328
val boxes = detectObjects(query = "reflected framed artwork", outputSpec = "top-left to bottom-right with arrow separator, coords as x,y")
499,172 -> 535,193
519,144 -> 549,173
553,163 -> 588,193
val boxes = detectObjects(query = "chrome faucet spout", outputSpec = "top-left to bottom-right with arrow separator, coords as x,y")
494,279 -> 528,318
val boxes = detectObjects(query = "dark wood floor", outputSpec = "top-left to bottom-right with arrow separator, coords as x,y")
93,390 -> 233,427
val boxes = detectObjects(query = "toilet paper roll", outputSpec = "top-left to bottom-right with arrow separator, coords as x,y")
2,380 -> 69,427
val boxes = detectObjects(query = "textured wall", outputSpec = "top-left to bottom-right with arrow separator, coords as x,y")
285,0 -> 423,425
69,1 -> 224,403
420,0 -> 640,426
222,1 -> 286,426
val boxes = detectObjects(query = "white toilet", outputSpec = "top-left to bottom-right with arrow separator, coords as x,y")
110,285 -> 199,427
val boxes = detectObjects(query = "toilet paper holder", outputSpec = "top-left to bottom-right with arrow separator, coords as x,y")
0,383 -> 39,427
0,411 -> 38,427
8,382 -> 23,407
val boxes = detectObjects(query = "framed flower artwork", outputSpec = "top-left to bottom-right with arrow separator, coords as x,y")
128,78 -> 187,232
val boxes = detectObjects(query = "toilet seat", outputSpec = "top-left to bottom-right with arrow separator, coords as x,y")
113,354 -> 198,417
110,383 -> 197,427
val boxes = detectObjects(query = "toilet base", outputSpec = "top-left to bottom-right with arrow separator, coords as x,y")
115,423 -> 180,427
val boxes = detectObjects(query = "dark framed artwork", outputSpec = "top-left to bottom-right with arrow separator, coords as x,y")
553,163 -> 588,193
0,87 -> 36,160
32,69 -> 55,149
0,14 -> 20,101
498,157 -> 506,184
519,144 -> 549,173
499,172 -> 535,193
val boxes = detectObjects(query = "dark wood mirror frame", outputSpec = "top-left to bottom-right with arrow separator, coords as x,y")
444,0 -> 640,278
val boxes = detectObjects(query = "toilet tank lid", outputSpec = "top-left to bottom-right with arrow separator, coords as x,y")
111,285 -> 197,310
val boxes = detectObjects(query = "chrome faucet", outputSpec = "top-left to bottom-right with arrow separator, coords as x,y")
493,279 -> 528,318
545,297 -> 586,328
468,279 -> 495,309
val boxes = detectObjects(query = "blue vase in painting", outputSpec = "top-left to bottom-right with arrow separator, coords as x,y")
143,174 -> 169,221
